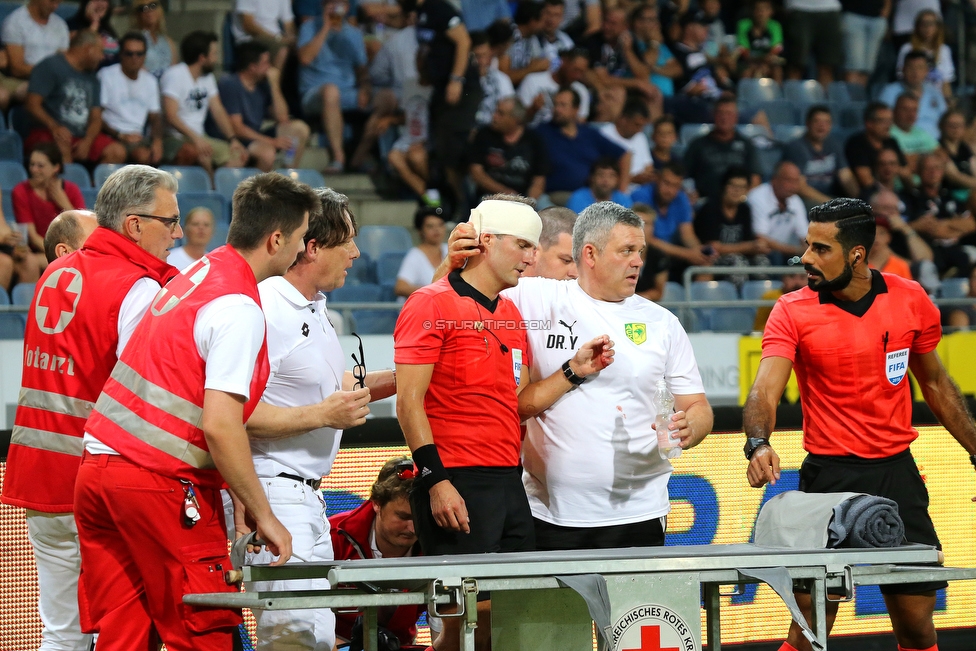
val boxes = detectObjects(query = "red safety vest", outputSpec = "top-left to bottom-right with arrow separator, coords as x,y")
84,245 -> 270,488
1,228 -> 178,512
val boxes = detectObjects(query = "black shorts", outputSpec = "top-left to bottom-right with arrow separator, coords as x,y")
784,10 -> 844,69
429,80 -> 482,169
534,516 -> 666,552
797,449 -> 946,595
410,466 -> 535,556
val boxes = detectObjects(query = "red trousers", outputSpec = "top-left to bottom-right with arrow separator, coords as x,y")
74,453 -> 240,651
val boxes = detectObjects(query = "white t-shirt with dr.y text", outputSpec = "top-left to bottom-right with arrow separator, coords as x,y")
503,277 -> 705,527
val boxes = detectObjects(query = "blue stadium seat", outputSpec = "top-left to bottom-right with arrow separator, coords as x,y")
690,280 -> 739,332
351,309 -> 399,334
709,306 -> 757,333
757,145 -> 783,181
276,168 -> 325,189
330,282 -> 386,303
741,279 -> 783,300
375,251 -> 406,286
11,282 -> 34,305
737,78 -> 782,108
0,131 -> 23,164
93,163 -> 125,188
783,80 -> 826,104
214,167 -> 261,201
0,160 -> 27,190
0,284 -> 25,338
161,166 -> 212,192
773,124 -> 806,144
81,188 -> 98,208
207,222 -> 230,252
680,123 -> 711,146
940,277 -> 969,299
61,163 -> 92,188
662,281 -> 685,302
54,1 -> 77,21
758,99 -> 799,126
827,81 -> 867,103
177,192 -> 229,225
834,101 -> 866,129
345,253 -> 376,285
355,225 -> 413,260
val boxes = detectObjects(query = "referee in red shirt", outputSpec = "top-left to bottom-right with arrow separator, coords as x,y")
744,198 -> 976,651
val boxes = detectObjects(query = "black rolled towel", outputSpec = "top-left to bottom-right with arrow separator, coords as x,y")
827,495 -> 905,548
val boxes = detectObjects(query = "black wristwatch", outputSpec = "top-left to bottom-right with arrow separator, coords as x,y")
561,360 -> 586,386
744,437 -> 770,460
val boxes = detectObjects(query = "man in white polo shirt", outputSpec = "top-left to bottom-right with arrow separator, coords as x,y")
241,187 -> 396,651
439,201 -> 713,550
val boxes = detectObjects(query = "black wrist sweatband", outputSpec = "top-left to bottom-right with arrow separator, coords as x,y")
413,444 -> 451,490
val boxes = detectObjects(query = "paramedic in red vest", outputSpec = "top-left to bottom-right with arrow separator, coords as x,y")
1,167 -> 182,651
330,457 -> 425,648
75,173 -> 319,651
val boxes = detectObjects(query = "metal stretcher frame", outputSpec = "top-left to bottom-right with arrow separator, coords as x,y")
184,543 -> 976,651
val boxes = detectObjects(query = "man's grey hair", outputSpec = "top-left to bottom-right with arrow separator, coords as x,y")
94,165 -> 178,231
538,206 -> 576,249
572,201 -> 642,264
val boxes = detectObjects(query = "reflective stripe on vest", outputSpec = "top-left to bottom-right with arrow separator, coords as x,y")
10,426 -> 85,456
19,387 -> 94,419
93,361 -> 214,470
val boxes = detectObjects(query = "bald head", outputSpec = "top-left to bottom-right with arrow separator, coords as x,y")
45,210 -> 99,262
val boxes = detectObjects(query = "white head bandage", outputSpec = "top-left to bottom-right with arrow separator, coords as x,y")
468,200 -> 542,248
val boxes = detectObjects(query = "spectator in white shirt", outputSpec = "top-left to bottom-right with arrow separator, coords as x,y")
98,32 -> 164,164
161,31 -> 248,174
1,0 -> 71,106
471,30 -> 515,127
518,47 -> 591,127
746,160 -> 809,262
395,205 -> 448,299
599,97 -> 655,191
167,207 -> 216,271
231,0 -> 296,70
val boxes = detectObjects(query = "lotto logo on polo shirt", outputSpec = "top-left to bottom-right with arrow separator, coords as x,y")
886,348 -> 909,385
151,257 -> 211,316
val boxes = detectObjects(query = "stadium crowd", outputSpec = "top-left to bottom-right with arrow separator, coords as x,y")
0,0 -> 972,310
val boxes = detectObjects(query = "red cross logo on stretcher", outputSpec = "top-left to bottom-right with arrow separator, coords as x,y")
612,604 -> 698,651
151,257 -> 211,316
622,626 -> 680,651
35,268 -> 83,334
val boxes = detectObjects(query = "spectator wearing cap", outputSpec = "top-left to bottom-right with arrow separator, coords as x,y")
395,206 -> 449,299
536,87 -> 630,198
845,102 -> 913,192
599,97 -> 655,190
298,0 -> 370,173
97,31 -> 163,164
567,159 -> 634,213
683,95 -> 761,201
498,2 -> 548,87
889,93 -> 939,172
880,50 -> 946,140
783,0 -> 843,86
782,105 -> 859,204
518,48 -> 591,128
469,96 -> 548,200
869,188 -> 932,281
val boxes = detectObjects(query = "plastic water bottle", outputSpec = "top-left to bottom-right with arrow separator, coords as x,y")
283,136 -> 299,167
655,379 -> 681,460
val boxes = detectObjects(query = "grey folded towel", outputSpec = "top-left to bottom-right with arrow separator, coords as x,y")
827,494 -> 905,548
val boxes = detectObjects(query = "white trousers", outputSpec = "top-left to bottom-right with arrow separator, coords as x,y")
246,477 -> 336,651
25,510 -> 93,651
